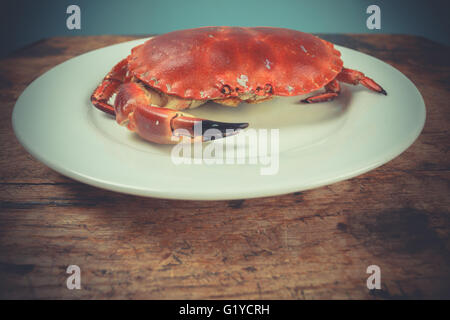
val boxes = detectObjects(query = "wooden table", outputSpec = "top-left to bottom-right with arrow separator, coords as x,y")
0,34 -> 449,300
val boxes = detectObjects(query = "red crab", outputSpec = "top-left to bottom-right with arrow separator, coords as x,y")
91,27 -> 386,144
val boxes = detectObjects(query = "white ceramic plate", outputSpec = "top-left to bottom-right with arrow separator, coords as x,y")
12,38 -> 426,200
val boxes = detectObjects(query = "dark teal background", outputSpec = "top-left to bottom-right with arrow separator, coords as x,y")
1,0 -> 449,58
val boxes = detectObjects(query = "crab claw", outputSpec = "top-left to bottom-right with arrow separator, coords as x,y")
115,82 -> 248,144
128,106 -> 248,144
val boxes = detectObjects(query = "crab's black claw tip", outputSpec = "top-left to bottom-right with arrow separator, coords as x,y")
380,88 -> 387,96
201,120 -> 248,141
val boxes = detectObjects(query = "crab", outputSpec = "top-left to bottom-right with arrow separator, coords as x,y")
91,27 -> 386,144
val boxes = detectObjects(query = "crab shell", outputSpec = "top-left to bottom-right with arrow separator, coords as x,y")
128,26 -> 344,100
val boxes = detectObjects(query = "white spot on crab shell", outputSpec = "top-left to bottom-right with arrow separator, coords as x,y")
126,98 -> 137,108
156,120 -> 159,126
208,34 -> 214,38
286,85 -> 294,93
264,59 -> 272,70
300,45 -> 308,53
151,77 -> 159,85
237,74 -> 249,88
166,84 -> 172,91
141,71 -> 150,78
200,91 -> 206,98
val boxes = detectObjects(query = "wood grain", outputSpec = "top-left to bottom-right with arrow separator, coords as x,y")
0,34 -> 449,299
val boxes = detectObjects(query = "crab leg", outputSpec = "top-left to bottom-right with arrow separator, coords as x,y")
302,67 -> 386,104
91,58 -> 129,115
302,79 -> 340,103
336,67 -> 387,95
115,82 -> 248,144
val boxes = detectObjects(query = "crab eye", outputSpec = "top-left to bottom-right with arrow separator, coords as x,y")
221,85 -> 232,95
264,84 -> 273,94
